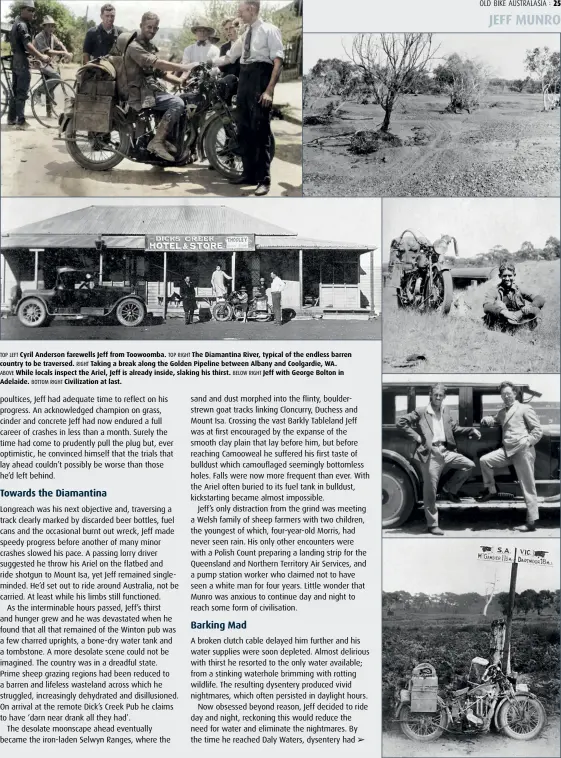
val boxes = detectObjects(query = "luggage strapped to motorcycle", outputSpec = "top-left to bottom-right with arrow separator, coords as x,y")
409,663 -> 439,713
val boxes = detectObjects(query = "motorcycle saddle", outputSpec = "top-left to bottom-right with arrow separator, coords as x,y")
452,687 -> 470,697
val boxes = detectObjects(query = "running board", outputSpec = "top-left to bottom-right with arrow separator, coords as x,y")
433,496 -> 558,509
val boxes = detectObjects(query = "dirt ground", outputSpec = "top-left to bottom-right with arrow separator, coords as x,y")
0,314 -> 381,341
303,93 -> 560,197
384,504 -> 560,539
383,261 -> 559,374
0,76 -> 302,198
383,719 -> 560,757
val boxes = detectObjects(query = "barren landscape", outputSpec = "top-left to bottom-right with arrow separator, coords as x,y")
304,93 -> 560,197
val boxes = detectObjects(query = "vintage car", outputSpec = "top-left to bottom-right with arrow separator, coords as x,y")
382,382 -> 560,527
17,268 -> 147,328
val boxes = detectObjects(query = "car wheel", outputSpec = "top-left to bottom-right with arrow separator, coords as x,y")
17,298 -> 49,328
115,298 -> 145,327
382,461 -> 415,528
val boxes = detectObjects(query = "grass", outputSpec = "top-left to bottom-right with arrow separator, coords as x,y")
383,260 -> 559,373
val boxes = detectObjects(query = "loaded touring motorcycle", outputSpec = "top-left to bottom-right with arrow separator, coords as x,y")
397,660 -> 546,742
59,33 -> 274,178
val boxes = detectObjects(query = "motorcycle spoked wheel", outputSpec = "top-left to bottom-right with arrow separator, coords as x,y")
399,705 -> 447,742
65,123 -> 130,171
212,302 -> 234,322
498,695 -> 546,740
423,267 -> 453,314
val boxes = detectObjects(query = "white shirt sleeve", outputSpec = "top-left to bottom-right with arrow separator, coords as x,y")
224,37 -> 243,63
267,25 -> 284,61
182,46 -> 192,65
206,44 -> 220,64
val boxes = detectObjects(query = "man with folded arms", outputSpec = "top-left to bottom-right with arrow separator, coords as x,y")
478,380 -> 542,532
398,384 -> 481,536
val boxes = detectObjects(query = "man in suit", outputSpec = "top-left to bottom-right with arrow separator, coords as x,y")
478,380 -> 543,531
180,276 -> 197,325
398,384 -> 481,535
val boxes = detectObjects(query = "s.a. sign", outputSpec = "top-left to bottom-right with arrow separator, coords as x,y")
477,544 -> 553,568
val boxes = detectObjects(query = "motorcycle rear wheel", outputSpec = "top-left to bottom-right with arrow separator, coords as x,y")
423,267 -> 453,314
66,122 -> 129,171
212,302 -> 234,322
498,695 -> 546,740
399,705 -> 446,742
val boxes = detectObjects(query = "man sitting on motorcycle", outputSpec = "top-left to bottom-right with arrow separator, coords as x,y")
483,262 -> 545,330
124,12 -> 198,162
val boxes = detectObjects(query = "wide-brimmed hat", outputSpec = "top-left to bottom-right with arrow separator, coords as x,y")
19,0 -> 36,8
210,35 -> 220,44
191,20 -> 215,34
41,15 -> 56,26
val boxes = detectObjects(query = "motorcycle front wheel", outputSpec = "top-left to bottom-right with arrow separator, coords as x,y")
212,302 -> 234,322
399,705 -> 447,742
498,695 -> 546,740
65,122 -> 129,171
204,112 -> 277,179
423,267 -> 453,314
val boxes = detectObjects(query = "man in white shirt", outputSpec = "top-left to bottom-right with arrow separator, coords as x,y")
182,21 -> 220,69
397,384 -> 480,535
270,271 -> 285,326
214,1 -> 284,195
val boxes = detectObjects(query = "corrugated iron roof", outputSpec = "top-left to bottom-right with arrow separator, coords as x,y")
1,235 -> 145,250
5,205 -> 296,238
256,236 -> 374,251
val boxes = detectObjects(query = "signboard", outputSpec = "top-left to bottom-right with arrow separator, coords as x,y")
146,234 -> 255,252
477,544 -> 553,568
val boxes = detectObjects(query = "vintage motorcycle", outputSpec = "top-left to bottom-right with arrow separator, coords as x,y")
60,62 -> 274,179
397,660 -> 546,742
389,229 -> 458,314
212,291 -> 273,323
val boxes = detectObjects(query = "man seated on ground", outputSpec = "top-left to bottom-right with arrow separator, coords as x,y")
483,262 -> 545,330
124,12 -> 199,162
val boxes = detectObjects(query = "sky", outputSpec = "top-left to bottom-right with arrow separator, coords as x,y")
382,198 -> 560,262
0,198 -> 381,249
0,0 -> 288,27
382,373 -> 560,403
383,539 -> 560,594
304,33 -> 561,80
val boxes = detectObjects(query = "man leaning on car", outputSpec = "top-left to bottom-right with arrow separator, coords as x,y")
478,381 -> 543,532
397,384 -> 481,536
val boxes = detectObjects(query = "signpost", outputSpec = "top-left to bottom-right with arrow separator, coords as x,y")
476,544 -> 553,672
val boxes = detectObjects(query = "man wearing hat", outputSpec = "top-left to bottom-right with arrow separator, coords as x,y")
214,1 -> 284,196
83,4 -> 122,63
181,21 -> 220,69
8,1 -> 50,129
33,16 -> 72,118
483,262 -> 545,331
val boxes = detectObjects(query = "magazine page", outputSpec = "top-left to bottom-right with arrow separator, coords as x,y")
0,1 -> 560,757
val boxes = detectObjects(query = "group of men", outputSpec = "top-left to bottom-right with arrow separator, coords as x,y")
398,381 -> 543,535
7,0 -> 284,195
179,268 -> 285,325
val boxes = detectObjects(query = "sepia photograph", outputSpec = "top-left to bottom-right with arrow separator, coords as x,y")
381,198 -> 560,374
382,374 -> 560,538
303,33 -> 560,198
382,539 -> 561,758
0,0 -> 303,198
0,197 -> 381,340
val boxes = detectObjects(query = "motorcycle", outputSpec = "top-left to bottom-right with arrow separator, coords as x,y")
397,659 -> 546,743
60,63 -> 274,179
212,291 -> 273,323
389,230 -> 457,314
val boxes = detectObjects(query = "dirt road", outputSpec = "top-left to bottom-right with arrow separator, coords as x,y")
304,94 -> 559,198
0,117 -> 302,198
383,720 -> 560,757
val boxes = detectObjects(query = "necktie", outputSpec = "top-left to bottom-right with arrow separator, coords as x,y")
197,40 -> 206,47
243,25 -> 252,61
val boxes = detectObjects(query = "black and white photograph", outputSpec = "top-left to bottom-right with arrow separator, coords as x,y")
0,0 -> 303,198
303,33 -> 560,197
381,198 -> 560,374
0,197 -> 381,340
382,539 -> 561,758
382,374 -> 560,538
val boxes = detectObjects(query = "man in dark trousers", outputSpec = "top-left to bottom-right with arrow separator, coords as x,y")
397,384 -> 481,536
83,4 -> 122,63
217,18 -> 240,79
8,1 -> 50,129
214,1 -> 284,196
180,276 -> 197,325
